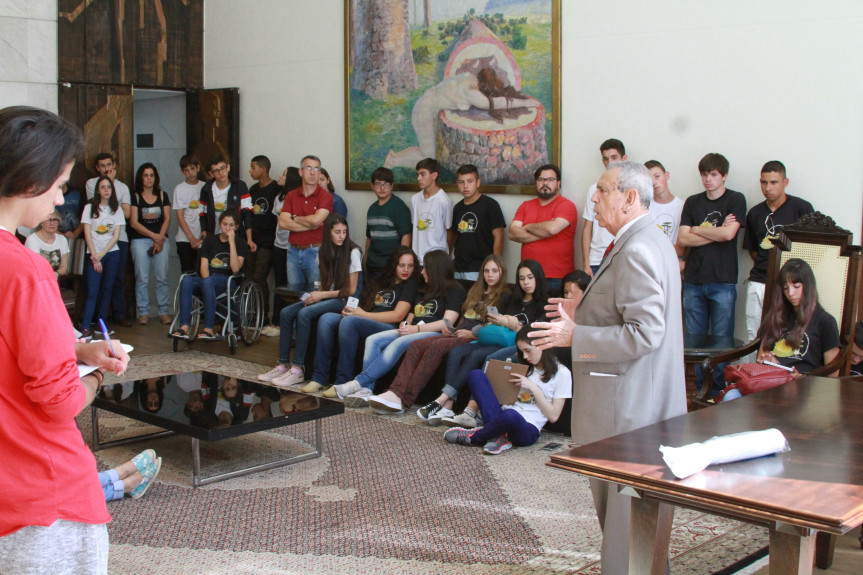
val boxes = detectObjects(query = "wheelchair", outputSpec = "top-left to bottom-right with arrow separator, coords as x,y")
169,272 -> 264,354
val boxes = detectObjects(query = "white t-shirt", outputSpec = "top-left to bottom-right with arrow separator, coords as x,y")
173,180 -> 205,242
411,188 -> 452,263
86,177 -> 131,242
272,195 -> 291,249
25,233 -> 70,272
327,248 -> 363,290
648,195 -> 684,245
503,362 -> 572,431
84,204 -> 126,254
211,181 -> 231,223
583,185 -> 615,266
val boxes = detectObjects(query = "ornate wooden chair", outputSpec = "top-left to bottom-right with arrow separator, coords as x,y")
703,212 -> 862,396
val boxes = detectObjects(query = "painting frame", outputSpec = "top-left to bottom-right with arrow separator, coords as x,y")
344,0 -> 561,195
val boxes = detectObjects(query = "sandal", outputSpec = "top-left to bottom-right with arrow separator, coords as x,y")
197,330 -> 216,341
171,326 -> 190,340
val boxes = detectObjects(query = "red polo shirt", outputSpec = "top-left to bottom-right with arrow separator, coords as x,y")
283,185 -> 334,246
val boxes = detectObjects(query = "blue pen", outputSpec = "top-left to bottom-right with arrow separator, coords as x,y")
98,319 -> 117,359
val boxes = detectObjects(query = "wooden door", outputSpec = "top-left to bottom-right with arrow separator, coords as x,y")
186,88 -> 241,178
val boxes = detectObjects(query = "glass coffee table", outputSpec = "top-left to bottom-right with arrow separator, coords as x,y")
91,371 -> 344,487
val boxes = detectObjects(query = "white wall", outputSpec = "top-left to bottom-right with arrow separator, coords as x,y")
0,0 -> 58,111
204,0 -> 863,338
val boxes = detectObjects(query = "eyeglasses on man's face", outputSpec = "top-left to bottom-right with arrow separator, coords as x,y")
211,165 -> 229,175
302,166 -> 321,173
536,177 -> 557,184
373,181 -> 393,190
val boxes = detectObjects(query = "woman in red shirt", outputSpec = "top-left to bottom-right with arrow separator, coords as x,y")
0,106 -> 129,574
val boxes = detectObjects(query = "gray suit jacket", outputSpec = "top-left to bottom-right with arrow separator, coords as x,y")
570,214 -> 686,446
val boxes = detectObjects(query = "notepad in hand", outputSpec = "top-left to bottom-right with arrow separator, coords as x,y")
483,359 -> 528,405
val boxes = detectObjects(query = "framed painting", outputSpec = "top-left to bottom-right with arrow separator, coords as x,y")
345,0 -> 561,194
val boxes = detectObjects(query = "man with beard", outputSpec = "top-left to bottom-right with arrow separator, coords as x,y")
508,163 -> 577,293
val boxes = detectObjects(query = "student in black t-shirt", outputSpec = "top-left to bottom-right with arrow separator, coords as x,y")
129,163 -> 172,325
742,161 -> 813,341
305,246 -> 421,394
246,155 -> 280,325
723,258 -> 839,402
341,250 -> 466,412
173,209 -> 248,341
448,164 -> 506,281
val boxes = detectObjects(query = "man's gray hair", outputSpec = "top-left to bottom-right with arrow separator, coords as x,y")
300,154 -> 321,166
608,160 -> 652,207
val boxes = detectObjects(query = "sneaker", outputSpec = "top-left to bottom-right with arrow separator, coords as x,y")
483,434 -> 513,455
333,380 -> 361,399
95,325 -> 115,337
271,368 -> 305,387
442,409 -> 482,429
367,394 -> 404,414
302,381 -> 326,393
261,325 -> 281,337
138,316 -> 149,325
258,364 -> 289,382
130,457 -> 162,499
79,328 -> 93,341
343,387 -> 373,408
444,427 -> 477,446
427,407 -> 454,426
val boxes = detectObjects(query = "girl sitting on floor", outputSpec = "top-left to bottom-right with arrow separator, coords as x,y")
173,208 -> 247,340
444,326 -> 571,454
366,254 -> 510,421
335,249 -> 465,411
258,213 -> 362,387
307,245 -> 420,395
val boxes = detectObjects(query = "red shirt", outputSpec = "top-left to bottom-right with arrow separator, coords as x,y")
513,195 -> 578,278
0,231 -> 110,535
283,185 -> 334,246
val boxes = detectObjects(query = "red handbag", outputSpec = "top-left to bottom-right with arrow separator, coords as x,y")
722,363 -> 797,396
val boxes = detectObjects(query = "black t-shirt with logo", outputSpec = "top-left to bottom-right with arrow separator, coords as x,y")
368,278 -> 419,325
504,297 -> 546,328
452,195 -> 506,273
199,233 -> 249,276
130,190 -> 171,240
411,285 -> 466,325
742,195 -> 813,282
249,180 -> 280,248
681,189 -> 747,284
770,305 -> 839,374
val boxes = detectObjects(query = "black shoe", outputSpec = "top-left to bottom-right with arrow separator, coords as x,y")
417,400 -> 443,421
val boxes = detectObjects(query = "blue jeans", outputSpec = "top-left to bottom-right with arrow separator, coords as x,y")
355,329 -> 439,390
286,245 -> 320,292
178,274 -> 229,330
278,298 -> 345,366
313,314 -> 394,386
468,369 -> 540,446
99,469 -> 123,502
110,240 -> 129,318
130,238 -> 171,316
82,250 -> 121,329
684,281 -> 737,391
442,343 -> 505,400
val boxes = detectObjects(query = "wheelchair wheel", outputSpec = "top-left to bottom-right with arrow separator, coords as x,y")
239,279 -> 264,345
171,275 -> 201,344
228,333 -> 238,354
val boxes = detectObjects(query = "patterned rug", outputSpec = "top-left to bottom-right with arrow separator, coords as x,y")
84,351 -> 769,574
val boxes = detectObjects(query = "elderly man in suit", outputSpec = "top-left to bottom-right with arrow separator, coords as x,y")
531,160 -> 686,574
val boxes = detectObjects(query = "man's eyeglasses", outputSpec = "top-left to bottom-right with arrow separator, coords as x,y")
302,166 -> 321,173
536,177 -> 557,184
373,181 -> 393,189
211,165 -> 229,174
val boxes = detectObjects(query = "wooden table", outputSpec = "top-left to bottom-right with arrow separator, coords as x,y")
548,375 -> 863,574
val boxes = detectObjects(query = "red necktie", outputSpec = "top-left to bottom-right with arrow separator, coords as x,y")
601,241 -> 615,263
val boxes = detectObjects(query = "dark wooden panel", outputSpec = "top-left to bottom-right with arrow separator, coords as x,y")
187,88 -> 240,178
57,0 -> 202,89
57,83 -> 134,186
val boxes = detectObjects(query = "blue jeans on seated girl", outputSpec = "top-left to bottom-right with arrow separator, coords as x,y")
468,369 -> 539,446
311,314 -> 395,386
442,343 -> 504,400
99,470 -> 123,502
278,298 -> 345,367
178,274 -> 229,330
354,329 -> 439,390
82,250 -> 120,329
